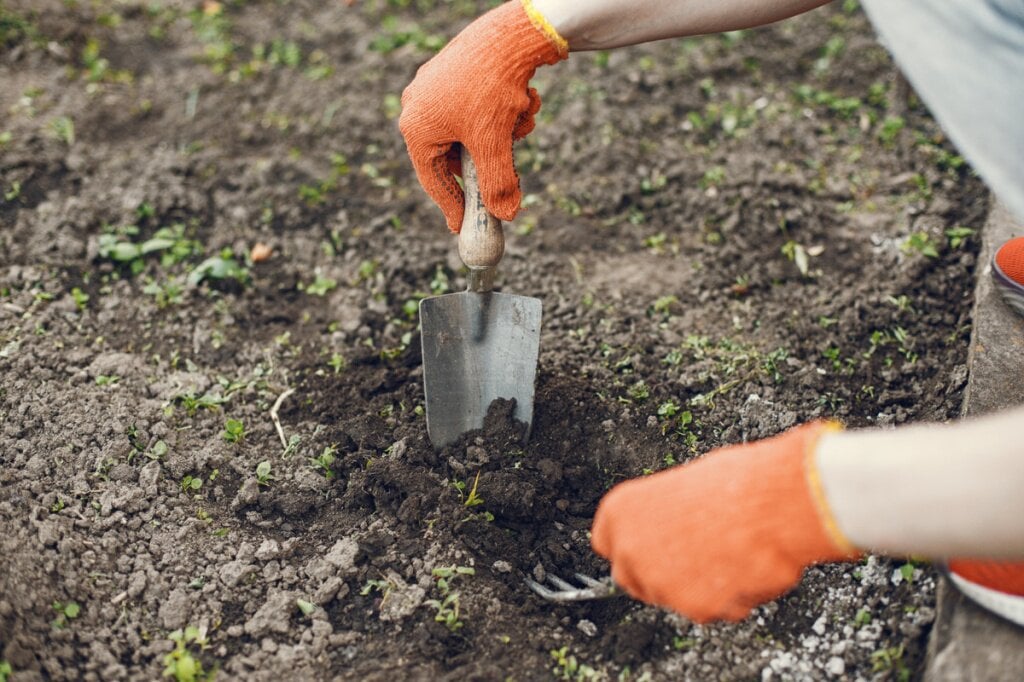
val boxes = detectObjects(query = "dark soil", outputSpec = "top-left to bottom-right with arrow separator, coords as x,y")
1,1 -> 987,680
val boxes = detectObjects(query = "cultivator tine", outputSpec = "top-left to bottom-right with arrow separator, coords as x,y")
525,572 -> 621,602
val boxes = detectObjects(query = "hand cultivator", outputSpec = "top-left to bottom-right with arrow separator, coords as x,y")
525,571 -> 621,602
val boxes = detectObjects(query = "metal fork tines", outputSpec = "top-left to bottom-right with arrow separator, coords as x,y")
525,572 -> 620,602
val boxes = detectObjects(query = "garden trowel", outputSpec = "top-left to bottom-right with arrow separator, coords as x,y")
419,147 -> 542,449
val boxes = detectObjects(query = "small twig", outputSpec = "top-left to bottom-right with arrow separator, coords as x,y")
270,388 -> 296,449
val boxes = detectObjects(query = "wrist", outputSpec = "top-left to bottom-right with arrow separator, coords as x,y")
520,0 -> 569,56
804,424 -> 860,558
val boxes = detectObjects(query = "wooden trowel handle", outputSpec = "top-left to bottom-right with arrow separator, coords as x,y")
458,146 -> 504,269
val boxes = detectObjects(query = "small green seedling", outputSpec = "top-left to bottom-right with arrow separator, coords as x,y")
188,249 -> 249,286
359,578 -> 394,597
945,226 -> 974,249
550,646 -> 598,681
222,418 -> 244,443
51,601 -> 81,629
901,232 -> 938,258
296,598 -> 316,616
463,471 -> 483,508
255,460 -> 274,486
425,566 -> 474,631
781,240 -> 809,276
327,352 -> 347,374
175,390 -> 227,416
70,287 -> 89,311
149,440 -> 169,461
180,475 -> 203,494
309,445 -> 336,480
304,274 -> 337,296
162,625 -> 211,682
95,374 -> 120,386
0,660 -> 11,681
425,592 -> 463,632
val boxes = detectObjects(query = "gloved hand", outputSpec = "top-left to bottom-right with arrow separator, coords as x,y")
398,0 -> 568,232
591,421 -> 861,622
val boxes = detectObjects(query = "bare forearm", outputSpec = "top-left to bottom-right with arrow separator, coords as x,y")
817,407 -> 1024,559
532,0 -> 832,51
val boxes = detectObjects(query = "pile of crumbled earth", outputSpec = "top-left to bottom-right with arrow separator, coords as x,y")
1,0 -> 986,679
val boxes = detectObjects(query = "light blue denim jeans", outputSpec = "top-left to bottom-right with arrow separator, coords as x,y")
862,0 -> 1024,221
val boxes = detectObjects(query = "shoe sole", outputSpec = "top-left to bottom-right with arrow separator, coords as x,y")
945,568 -> 1024,628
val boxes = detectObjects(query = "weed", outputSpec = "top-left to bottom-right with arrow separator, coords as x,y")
356,259 -> 379,282
304,274 -> 337,296
70,287 -> 89,311
163,625 -> 212,682
854,608 -> 872,627
99,223 -> 201,275
3,181 -> 20,202
814,35 -> 845,73
425,566 -> 475,631
878,116 -> 905,148
149,440 -> 169,461
188,249 -> 249,286
673,636 -> 696,650
901,232 -> 938,258
143,278 -> 185,308
0,660 -> 10,681
180,475 -> 203,494
793,84 -> 861,119
255,460 -> 274,486
761,347 -> 788,383
175,390 -> 227,416
328,352 -> 347,374
51,601 -> 80,629
640,171 -> 667,195
550,646 -> 598,680
657,400 -> 681,419
626,380 -> 650,402
650,295 -> 678,317
49,116 -> 75,145
462,471 -> 484,507
370,15 -> 444,54
95,374 -> 120,386
642,232 -> 668,254
310,446 -> 336,480
945,226 -> 974,249
781,240 -> 809,276
870,644 -> 909,681
429,266 -> 451,295
699,166 -> 726,189
222,418 -> 245,443
296,598 -> 316,616
360,577 -> 394,597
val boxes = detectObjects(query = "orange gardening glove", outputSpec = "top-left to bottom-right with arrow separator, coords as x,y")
591,421 -> 861,623
398,0 -> 568,232
948,559 -> 1024,595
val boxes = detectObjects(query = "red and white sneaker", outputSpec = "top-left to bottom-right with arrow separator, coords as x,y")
993,237 -> 1024,316
946,559 -> 1024,627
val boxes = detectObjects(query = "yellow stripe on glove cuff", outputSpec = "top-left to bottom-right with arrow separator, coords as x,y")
520,0 -> 569,56
804,421 -> 859,556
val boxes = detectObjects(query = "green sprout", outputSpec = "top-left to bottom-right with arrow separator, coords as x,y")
51,601 -> 81,629
255,460 -> 274,486
222,418 -> 245,443
180,475 -> 203,494
162,626 -> 212,682
309,446 -> 336,480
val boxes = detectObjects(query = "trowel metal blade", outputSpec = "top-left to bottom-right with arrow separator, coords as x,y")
419,291 -> 542,449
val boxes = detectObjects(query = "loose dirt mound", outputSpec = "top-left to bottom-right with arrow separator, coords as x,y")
1,1 -> 986,679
